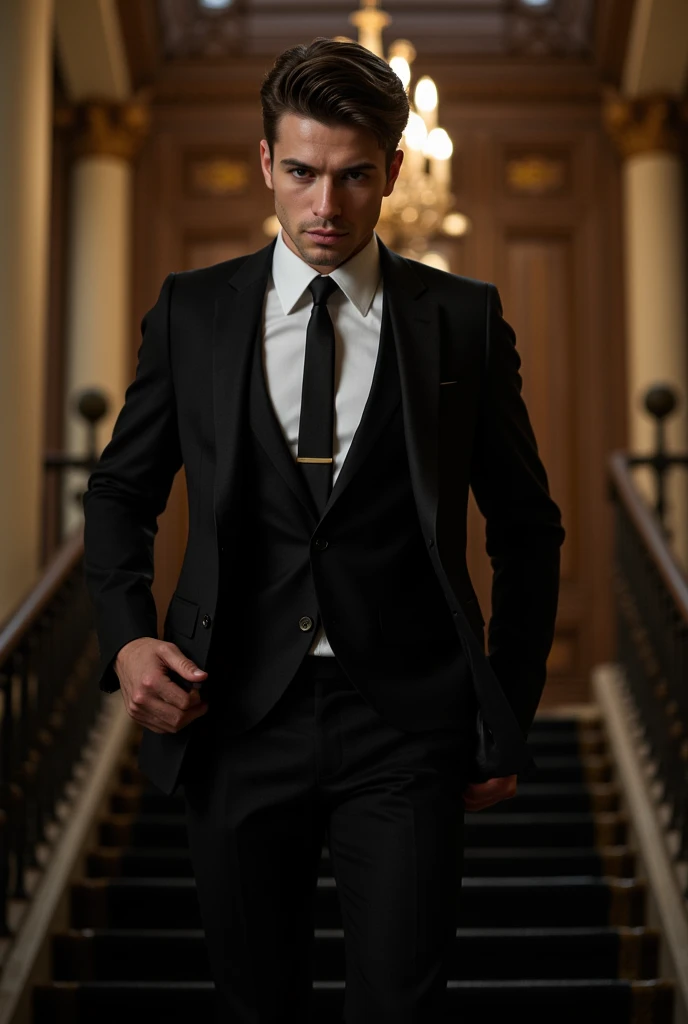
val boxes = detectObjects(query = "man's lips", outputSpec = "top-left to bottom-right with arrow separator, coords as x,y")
305,230 -> 346,242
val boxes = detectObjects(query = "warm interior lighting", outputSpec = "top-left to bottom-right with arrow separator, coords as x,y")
350,1 -> 466,257
414,77 -> 438,114
420,251 -> 450,271
442,212 -> 471,237
425,128 -> 453,161
403,112 -> 428,151
389,55 -> 411,89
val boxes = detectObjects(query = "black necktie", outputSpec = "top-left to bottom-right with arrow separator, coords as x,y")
297,275 -> 339,516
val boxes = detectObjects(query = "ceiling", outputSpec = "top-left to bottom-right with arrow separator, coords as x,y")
156,0 -> 597,61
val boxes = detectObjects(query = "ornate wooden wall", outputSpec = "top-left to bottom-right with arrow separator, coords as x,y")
131,75 -> 626,706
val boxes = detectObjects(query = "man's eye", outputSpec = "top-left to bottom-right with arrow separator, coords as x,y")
291,168 -> 311,178
345,171 -> 366,181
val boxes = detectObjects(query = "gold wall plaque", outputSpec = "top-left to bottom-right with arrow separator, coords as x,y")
506,154 -> 567,196
187,157 -> 250,197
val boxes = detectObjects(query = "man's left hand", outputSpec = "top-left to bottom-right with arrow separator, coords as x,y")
462,774 -> 517,811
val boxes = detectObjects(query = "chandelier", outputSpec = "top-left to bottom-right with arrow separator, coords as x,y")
341,0 -> 469,265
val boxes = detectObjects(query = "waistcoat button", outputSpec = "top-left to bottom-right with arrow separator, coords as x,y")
298,616 -> 314,632
201,614 -> 212,629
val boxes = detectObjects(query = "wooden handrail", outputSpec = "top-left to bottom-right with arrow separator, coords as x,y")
0,527 -> 84,666
608,450 -> 688,626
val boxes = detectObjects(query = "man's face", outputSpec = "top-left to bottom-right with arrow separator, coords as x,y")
259,113 -> 403,273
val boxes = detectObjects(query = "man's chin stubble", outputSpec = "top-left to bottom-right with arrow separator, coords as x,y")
294,239 -> 344,269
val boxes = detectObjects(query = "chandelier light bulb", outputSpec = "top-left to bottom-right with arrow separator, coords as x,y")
404,111 -> 428,151
442,212 -> 471,237
414,77 -> 438,113
425,127 -> 453,161
389,55 -> 411,89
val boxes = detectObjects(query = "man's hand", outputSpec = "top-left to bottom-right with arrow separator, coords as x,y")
462,774 -> 517,811
114,637 -> 209,734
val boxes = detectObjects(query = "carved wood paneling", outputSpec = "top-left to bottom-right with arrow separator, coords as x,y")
504,233 -> 575,584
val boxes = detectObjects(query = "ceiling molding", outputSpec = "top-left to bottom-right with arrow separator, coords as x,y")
156,0 -> 596,61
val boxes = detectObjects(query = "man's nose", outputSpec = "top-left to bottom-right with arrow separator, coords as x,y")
312,179 -> 341,221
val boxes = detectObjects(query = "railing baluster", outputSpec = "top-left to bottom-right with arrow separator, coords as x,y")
0,530 -> 102,943
609,387 -> 688,880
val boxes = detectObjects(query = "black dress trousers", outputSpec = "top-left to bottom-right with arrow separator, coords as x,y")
181,654 -> 471,1023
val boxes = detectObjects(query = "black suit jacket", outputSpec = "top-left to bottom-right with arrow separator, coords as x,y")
83,236 -> 565,794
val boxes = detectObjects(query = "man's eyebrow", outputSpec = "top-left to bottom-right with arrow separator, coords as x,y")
279,158 -> 378,173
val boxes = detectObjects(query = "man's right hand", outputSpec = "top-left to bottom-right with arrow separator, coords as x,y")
114,637 -> 209,734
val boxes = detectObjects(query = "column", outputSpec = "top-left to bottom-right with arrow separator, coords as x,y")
61,102 -> 149,536
0,1 -> 53,622
604,94 -> 688,566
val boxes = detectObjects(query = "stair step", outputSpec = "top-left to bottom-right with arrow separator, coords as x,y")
69,876 -> 645,930
480,784 -> 619,814
530,717 -> 600,732
32,978 -> 673,1024
86,847 -> 195,878
115,752 -> 616,789
96,811 -> 627,850
85,844 -> 635,880
109,782 -> 619,818
532,756 -> 614,784
314,876 -> 645,929
313,979 -> 672,1024
527,732 -> 607,756
51,925 -> 659,982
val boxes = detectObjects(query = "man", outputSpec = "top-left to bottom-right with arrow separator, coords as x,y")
83,37 -> 564,1024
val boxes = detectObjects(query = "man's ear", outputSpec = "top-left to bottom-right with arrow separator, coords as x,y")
259,139 -> 274,191
383,149 -> 404,197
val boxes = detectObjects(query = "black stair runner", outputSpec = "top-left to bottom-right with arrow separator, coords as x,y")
33,716 -> 674,1023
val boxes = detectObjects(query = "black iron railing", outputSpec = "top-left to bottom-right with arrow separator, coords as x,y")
609,386 -> 688,867
0,529 -> 101,937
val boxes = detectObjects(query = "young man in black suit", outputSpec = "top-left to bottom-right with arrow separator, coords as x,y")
83,37 -> 564,1024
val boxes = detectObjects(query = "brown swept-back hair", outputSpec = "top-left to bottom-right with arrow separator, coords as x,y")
260,38 -> 409,170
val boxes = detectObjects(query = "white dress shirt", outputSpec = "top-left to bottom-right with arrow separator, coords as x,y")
262,229 -> 384,655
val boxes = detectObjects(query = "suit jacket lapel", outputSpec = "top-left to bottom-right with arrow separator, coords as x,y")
212,240 -> 275,528
378,240 -> 440,542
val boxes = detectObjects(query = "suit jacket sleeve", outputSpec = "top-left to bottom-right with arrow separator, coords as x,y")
469,283 -> 565,737
82,273 -> 183,693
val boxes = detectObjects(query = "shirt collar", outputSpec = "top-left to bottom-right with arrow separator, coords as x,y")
271,228 -> 381,317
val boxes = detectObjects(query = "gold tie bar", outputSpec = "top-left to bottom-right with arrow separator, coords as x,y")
296,457 -> 333,464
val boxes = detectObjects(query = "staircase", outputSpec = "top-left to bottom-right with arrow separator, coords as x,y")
32,714 -> 674,1023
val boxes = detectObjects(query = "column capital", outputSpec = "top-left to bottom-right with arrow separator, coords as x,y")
56,101 -> 150,161
603,92 -> 688,159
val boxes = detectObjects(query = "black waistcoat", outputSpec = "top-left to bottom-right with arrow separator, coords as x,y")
207,293 -> 477,734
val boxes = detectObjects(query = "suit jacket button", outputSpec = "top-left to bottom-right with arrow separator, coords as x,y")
314,538 -> 328,550
202,614 -> 212,629
298,616 -> 314,632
